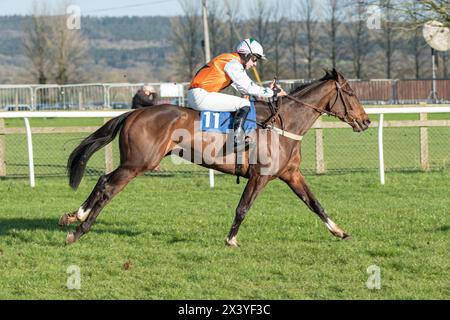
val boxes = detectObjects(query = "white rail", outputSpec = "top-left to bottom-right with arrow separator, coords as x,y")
0,106 -> 449,187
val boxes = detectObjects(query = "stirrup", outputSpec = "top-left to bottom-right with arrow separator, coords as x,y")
234,136 -> 255,151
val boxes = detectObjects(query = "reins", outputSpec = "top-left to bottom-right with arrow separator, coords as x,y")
285,80 -> 352,119
258,80 -> 354,138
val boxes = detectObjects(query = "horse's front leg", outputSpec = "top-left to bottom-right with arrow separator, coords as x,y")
280,169 -> 351,240
226,174 -> 271,247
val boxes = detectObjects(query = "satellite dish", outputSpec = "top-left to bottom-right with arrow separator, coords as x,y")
423,20 -> 450,51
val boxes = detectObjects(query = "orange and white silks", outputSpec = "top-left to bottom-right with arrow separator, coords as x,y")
187,52 -> 273,112
189,53 -> 241,93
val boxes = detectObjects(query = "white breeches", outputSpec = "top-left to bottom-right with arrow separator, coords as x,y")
187,88 -> 250,112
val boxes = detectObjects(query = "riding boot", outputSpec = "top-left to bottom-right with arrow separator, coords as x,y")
233,105 -> 252,150
233,105 -> 251,184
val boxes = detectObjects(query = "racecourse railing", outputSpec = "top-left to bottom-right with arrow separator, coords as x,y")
0,106 -> 449,187
1,79 -> 450,112
0,82 -> 186,111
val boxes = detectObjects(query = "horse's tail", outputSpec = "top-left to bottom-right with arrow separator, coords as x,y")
67,111 -> 133,190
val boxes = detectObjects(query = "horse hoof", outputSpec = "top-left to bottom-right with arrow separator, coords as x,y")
65,232 -> 76,245
342,233 -> 352,240
58,214 -> 69,227
58,213 -> 78,227
226,237 -> 239,247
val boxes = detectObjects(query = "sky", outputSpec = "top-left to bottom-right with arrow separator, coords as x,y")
0,0 -> 185,16
0,0 -> 334,18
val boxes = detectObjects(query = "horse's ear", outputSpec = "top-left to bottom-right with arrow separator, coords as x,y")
332,68 -> 338,79
332,68 -> 344,81
323,68 -> 333,78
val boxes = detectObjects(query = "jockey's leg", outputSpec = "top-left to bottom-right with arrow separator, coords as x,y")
187,88 -> 249,112
232,105 -> 251,149
187,88 -> 253,149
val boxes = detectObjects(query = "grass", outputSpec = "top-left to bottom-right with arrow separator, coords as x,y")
0,171 -> 448,299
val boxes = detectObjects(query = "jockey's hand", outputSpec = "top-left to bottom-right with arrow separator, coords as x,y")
269,79 -> 276,90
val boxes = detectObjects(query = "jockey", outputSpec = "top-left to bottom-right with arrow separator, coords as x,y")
187,38 -> 287,148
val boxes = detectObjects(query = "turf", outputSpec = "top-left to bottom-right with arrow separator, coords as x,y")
0,171 -> 448,299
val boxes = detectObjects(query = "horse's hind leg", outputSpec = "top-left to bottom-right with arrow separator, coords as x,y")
59,174 -> 109,227
280,169 -> 350,240
64,165 -> 141,244
226,174 -> 271,247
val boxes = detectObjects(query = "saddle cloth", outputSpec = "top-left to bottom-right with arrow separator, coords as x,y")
199,100 -> 257,134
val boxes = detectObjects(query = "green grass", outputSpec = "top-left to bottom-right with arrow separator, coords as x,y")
0,171 -> 448,299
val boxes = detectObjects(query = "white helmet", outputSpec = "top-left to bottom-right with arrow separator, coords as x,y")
235,38 -> 267,60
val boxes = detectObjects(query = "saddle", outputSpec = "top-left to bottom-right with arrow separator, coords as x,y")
199,100 -> 257,184
199,100 -> 257,134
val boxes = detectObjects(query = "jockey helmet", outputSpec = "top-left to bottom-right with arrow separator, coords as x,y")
235,38 -> 267,60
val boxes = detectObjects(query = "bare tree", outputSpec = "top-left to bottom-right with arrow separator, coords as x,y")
299,0 -> 318,79
22,2 -> 52,84
52,3 -> 88,84
400,0 -> 450,28
325,0 -> 343,69
207,0 -> 225,56
442,51 -> 448,78
224,0 -> 241,51
270,1 -> 285,77
22,1 -> 87,84
345,1 -> 370,79
371,0 -> 449,29
247,0 -> 271,80
171,0 -> 202,79
286,4 -> 300,78
409,2 -> 426,79
412,26 -> 425,79
382,0 -> 395,78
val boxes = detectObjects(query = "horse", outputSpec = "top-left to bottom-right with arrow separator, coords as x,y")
59,69 -> 370,246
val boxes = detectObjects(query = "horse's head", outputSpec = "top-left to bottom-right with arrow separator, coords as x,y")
322,69 -> 370,132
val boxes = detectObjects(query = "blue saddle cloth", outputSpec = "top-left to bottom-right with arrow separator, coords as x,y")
200,100 -> 257,134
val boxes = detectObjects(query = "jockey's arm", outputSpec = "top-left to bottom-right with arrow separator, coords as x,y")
224,59 -> 274,98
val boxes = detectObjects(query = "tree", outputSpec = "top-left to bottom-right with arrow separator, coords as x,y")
171,0 -> 202,80
299,0 -> 318,79
52,4 -> 88,84
382,0 -> 395,78
286,4 -> 301,78
247,0 -> 271,80
207,0 -> 225,56
345,0 -> 370,79
224,0 -> 241,51
400,0 -> 450,28
22,1 -> 87,84
409,1 -> 426,79
270,1 -> 285,77
22,2 -> 52,84
325,0 -> 343,69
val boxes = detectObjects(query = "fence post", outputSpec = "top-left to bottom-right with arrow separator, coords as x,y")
391,79 -> 398,104
0,118 -> 6,176
78,91 -> 83,110
315,117 -> 325,174
420,113 -> 429,171
104,118 -> 114,173
23,118 -> 35,187
378,114 -> 385,185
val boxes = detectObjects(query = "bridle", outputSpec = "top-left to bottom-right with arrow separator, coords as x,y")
259,79 -> 357,137
284,80 -> 354,123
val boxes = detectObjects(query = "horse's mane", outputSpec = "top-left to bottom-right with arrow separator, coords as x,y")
289,69 -> 340,97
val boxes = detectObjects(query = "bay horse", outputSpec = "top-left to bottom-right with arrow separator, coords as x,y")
59,69 -> 370,246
